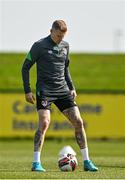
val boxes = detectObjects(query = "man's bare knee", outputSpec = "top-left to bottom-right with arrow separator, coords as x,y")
42,119 -> 50,130
38,109 -> 50,133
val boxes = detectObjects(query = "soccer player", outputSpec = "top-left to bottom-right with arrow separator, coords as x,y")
22,20 -> 98,172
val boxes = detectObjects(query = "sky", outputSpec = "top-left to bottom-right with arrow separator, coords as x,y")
0,0 -> 125,52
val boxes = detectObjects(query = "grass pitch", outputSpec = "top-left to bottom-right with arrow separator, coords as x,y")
0,53 -> 125,92
0,139 -> 125,179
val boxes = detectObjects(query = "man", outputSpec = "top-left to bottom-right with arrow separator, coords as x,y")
22,20 -> 98,172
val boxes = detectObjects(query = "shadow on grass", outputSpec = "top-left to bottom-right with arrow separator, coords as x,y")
0,164 -> 125,173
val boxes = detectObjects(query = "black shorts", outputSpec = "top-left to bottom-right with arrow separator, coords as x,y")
36,92 -> 77,112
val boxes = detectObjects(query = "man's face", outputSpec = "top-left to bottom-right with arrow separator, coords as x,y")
51,29 -> 66,44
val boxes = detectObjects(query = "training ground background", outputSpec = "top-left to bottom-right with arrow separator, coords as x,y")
0,53 -> 125,179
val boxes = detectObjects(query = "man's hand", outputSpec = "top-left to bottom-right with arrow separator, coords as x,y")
25,92 -> 35,104
70,90 -> 77,99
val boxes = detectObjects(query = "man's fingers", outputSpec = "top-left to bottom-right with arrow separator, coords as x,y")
28,99 -> 34,104
32,95 -> 36,101
70,90 -> 77,99
26,97 -> 34,104
25,93 -> 35,104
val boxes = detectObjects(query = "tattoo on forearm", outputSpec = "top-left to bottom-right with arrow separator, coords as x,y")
34,129 -> 42,151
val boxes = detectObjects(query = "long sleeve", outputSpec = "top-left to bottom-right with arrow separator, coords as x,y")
65,46 -> 75,90
22,59 -> 34,93
65,59 -> 75,90
22,42 -> 39,93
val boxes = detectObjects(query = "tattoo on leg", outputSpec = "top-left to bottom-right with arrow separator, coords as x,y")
63,107 -> 87,149
34,129 -> 42,151
63,107 -> 79,121
75,131 -> 86,149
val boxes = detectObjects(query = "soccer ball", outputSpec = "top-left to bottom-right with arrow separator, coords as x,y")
58,153 -> 78,171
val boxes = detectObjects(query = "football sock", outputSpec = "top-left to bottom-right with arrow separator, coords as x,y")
33,151 -> 41,162
81,147 -> 90,161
